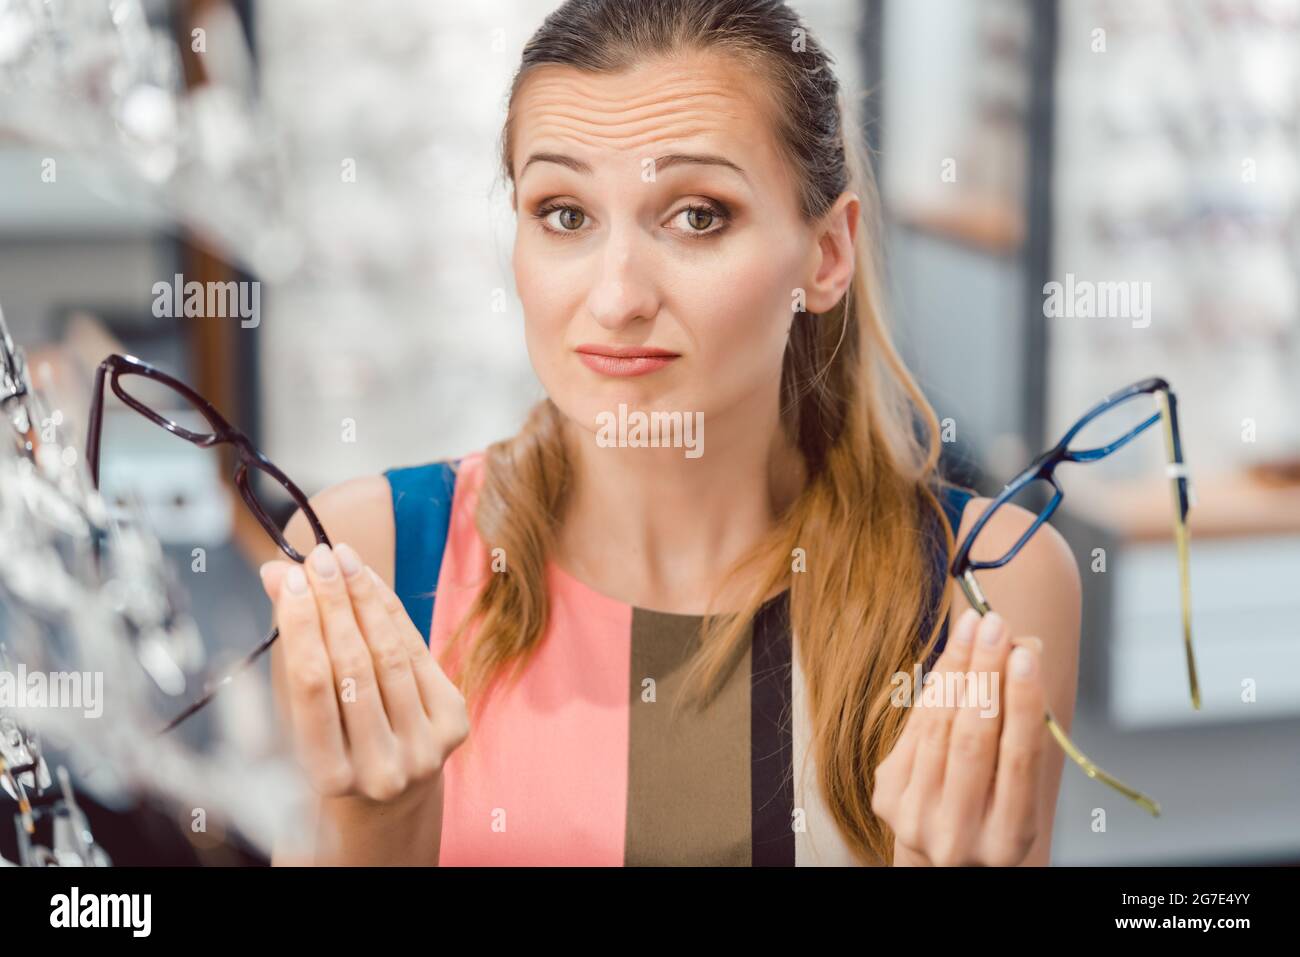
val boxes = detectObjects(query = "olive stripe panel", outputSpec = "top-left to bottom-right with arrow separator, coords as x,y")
625,608 -> 753,866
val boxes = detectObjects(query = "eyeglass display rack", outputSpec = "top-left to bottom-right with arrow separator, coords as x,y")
0,303 -> 296,866
1049,0 -> 1300,483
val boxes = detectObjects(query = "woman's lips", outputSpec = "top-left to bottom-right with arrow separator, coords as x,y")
574,345 -> 680,378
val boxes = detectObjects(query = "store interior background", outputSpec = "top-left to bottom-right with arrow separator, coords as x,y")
1,0 -> 1298,864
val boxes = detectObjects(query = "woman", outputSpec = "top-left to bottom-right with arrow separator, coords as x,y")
259,0 -> 1081,867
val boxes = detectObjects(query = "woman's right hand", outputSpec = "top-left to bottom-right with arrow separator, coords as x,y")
259,542 -> 469,810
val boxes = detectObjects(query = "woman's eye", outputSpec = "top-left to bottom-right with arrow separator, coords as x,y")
555,207 -> 585,231
536,204 -> 586,234
670,203 -> 729,237
532,201 -> 730,238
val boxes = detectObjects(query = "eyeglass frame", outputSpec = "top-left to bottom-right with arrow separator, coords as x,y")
947,376 -> 1199,817
85,352 -> 331,733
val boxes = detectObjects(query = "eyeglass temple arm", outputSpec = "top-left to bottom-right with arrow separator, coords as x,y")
957,570 -> 1161,817
85,362 -> 110,489
1154,389 -> 1200,711
156,624 -> 281,736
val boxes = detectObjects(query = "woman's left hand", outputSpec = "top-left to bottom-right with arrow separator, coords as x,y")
871,607 -> 1047,866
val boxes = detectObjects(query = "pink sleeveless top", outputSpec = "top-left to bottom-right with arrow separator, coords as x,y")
384,450 -> 972,866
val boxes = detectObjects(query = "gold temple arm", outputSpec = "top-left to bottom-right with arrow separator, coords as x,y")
1045,709 -> 1160,817
1155,390 -> 1201,711
958,570 -> 1161,817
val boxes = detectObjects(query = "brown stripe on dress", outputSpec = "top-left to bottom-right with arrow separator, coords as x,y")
625,608 -> 752,866
750,592 -> 796,866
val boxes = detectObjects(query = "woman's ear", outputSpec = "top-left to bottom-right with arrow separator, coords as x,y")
801,191 -> 860,314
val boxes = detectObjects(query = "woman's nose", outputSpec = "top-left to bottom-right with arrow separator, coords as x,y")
585,228 -> 659,331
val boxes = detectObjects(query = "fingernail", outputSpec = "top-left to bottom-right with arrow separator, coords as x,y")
286,566 -> 308,594
1010,646 -> 1036,679
309,544 -> 337,578
980,611 -> 1004,646
335,543 -> 362,578
258,561 -> 275,586
1013,635 -> 1044,655
954,608 -> 978,645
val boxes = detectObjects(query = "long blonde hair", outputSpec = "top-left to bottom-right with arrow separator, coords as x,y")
441,0 -> 961,866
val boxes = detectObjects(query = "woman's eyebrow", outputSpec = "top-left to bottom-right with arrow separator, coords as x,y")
520,151 -> 592,176
651,153 -> 749,181
518,151 -> 749,181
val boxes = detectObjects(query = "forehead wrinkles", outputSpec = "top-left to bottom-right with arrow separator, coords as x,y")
514,64 -> 771,160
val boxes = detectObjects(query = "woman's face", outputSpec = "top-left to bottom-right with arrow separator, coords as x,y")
510,53 -> 856,450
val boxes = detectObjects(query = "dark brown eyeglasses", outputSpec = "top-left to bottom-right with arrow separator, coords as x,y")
86,352 -> 331,733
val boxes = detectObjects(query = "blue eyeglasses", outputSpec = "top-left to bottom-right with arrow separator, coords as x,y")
950,377 -> 1198,817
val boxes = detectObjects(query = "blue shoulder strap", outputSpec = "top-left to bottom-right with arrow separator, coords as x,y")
382,461 -> 971,660
924,483 -> 976,672
382,460 -> 459,646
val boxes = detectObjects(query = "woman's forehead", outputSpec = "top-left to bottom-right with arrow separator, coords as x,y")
511,55 -> 784,182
